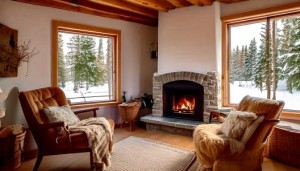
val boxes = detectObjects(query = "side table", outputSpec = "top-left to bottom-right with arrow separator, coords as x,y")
118,101 -> 141,132
208,108 -> 232,123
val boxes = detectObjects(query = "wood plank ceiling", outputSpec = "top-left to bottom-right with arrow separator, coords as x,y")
12,0 -> 248,26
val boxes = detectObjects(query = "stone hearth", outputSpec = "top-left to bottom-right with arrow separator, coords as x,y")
141,71 -> 221,135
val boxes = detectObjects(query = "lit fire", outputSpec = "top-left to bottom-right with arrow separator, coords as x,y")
173,97 -> 195,111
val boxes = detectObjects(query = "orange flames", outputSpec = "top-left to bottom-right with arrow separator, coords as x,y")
173,97 -> 195,110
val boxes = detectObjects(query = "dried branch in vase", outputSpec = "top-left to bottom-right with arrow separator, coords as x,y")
16,41 -> 39,67
0,40 -> 38,67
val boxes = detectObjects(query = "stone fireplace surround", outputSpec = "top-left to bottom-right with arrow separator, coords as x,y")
141,71 -> 221,135
153,71 -> 220,120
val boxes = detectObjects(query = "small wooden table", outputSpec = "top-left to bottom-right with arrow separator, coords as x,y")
207,107 -> 233,123
118,101 -> 141,132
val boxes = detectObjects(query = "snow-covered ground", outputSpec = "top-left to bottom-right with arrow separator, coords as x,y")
230,81 -> 300,111
61,82 -> 111,103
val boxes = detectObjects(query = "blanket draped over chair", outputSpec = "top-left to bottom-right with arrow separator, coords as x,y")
70,117 -> 113,170
193,114 -> 264,169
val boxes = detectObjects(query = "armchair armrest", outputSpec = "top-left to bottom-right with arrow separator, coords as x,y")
38,121 -> 65,130
37,122 -> 71,145
72,107 -> 99,117
264,119 -> 280,123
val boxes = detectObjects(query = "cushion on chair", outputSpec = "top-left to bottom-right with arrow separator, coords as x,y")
43,105 -> 80,126
220,111 -> 257,139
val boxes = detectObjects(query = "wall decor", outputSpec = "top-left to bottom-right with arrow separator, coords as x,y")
150,42 -> 157,59
0,23 -> 18,77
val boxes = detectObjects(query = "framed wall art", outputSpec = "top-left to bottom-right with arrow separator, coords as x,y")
0,23 -> 18,77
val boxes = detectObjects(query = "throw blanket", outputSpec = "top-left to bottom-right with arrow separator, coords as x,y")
193,115 -> 263,169
193,124 -> 226,169
69,117 -> 113,171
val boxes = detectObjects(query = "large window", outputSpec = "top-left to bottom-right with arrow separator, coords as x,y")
52,21 -> 121,107
222,3 -> 300,115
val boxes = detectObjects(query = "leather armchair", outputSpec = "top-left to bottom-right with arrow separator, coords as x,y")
19,87 -> 115,171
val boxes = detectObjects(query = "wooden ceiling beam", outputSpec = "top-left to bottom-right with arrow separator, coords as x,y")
124,0 -> 176,12
198,0 -> 213,6
186,0 -> 214,6
218,0 -> 248,3
13,0 -> 158,26
166,0 -> 192,8
88,0 -> 158,18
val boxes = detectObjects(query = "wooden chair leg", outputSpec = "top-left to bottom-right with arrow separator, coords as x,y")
33,151 -> 43,171
120,120 -> 125,128
90,150 -> 94,169
129,121 -> 136,132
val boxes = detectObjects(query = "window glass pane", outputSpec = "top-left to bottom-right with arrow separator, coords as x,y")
229,21 -> 266,104
58,32 -> 115,104
274,15 -> 300,111
229,15 -> 300,111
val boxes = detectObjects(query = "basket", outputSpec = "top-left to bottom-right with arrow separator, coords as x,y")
118,101 -> 142,122
0,126 -> 26,169
267,125 -> 300,168
118,101 -> 142,131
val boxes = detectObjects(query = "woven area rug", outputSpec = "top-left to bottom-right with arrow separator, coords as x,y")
107,136 -> 195,171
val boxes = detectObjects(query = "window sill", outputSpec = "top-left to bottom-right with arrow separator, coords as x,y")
70,101 -> 121,109
280,111 -> 300,122
222,105 -> 300,121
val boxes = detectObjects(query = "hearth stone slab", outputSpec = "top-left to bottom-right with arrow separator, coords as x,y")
140,115 -> 206,136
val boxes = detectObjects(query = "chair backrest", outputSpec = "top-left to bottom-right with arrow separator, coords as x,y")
236,95 -> 285,150
19,87 -> 68,147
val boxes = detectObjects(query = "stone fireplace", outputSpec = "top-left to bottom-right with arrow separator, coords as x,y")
152,71 -> 220,122
141,71 -> 220,135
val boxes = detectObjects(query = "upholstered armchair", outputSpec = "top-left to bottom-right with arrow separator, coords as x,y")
193,95 -> 284,171
19,87 -> 115,171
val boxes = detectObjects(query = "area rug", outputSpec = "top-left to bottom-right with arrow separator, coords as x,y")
107,136 -> 195,171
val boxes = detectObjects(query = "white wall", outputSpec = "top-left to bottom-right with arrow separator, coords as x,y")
221,0 -> 299,16
157,0 -> 299,75
158,3 -> 221,74
0,0 -> 157,149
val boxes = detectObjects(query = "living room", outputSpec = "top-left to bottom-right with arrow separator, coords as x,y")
0,0 -> 299,170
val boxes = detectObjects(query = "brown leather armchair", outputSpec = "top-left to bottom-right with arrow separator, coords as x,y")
19,87 -> 115,171
193,95 -> 284,171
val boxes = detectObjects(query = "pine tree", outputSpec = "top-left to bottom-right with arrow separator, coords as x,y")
254,24 -> 268,92
79,36 -> 101,91
242,45 -> 248,82
229,47 -> 237,84
230,46 -> 241,83
237,45 -> 245,85
67,35 -> 102,92
245,38 -> 257,81
66,35 -> 81,92
96,38 -> 107,85
280,17 -> 300,92
58,33 -> 66,88
106,38 -> 113,100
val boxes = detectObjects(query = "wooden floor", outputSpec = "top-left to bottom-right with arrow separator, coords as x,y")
11,127 -> 300,171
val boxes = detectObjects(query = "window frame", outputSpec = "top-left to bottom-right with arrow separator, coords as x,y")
221,2 -> 300,120
52,20 -> 121,108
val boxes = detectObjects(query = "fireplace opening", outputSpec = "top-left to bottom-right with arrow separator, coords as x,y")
172,95 -> 195,114
163,80 -> 204,121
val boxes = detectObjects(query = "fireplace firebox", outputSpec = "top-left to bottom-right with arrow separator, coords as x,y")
163,80 -> 204,121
